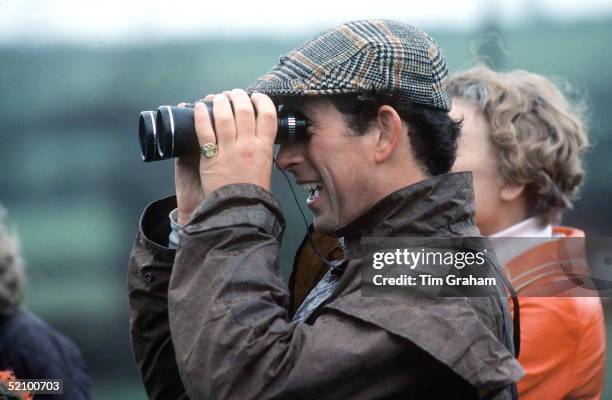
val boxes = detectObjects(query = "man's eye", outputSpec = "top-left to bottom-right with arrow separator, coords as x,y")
305,123 -> 315,137
294,126 -> 313,143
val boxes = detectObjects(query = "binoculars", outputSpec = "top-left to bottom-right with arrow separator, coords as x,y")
138,101 -> 308,162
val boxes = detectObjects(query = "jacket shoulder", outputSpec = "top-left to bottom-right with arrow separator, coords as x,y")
0,309 -> 90,386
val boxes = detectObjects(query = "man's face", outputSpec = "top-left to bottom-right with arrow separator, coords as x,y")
450,98 -> 506,235
275,98 -> 374,234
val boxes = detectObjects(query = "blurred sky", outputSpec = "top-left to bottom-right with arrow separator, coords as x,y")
1,0 -> 611,44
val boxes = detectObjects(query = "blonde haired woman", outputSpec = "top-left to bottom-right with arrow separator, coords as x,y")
450,65 -> 605,400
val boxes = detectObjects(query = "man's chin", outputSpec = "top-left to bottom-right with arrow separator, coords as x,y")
312,217 -> 335,235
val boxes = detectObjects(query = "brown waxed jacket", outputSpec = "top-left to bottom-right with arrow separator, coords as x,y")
127,172 -> 523,400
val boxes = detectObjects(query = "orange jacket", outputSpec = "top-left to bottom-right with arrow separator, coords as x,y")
505,227 -> 605,400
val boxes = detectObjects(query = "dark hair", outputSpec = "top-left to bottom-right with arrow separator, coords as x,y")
328,92 -> 462,176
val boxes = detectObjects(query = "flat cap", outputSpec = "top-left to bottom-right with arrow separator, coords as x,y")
248,19 -> 451,111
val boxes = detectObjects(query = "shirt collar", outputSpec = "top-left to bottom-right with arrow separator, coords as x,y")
489,217 -> 555,265
491,217 -> 552,238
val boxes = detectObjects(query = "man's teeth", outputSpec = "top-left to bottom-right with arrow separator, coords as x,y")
302,182 -> 323,204
302,183 -> 322,193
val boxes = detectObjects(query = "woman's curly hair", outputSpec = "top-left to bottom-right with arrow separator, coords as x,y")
0,206 -> 25,315
450,65 -> 589,225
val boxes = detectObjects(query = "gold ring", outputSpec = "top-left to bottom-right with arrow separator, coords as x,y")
200,143 -> 218,158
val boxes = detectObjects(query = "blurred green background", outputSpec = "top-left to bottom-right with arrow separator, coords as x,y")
1,14 -> 611,400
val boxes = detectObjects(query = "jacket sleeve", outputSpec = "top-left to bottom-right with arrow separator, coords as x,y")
127,196 -> 188,400
167,184 -> 474,400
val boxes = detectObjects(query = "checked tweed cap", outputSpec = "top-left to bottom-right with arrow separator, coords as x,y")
248,19 -> 451,111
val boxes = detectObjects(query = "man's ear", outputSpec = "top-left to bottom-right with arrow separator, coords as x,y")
499,182 -> 525,202
374,105 -> 404,163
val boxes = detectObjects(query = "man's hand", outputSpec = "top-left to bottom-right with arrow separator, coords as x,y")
195,89 -> 278,198
174,90 -> 277,225
175,98 -> 208,226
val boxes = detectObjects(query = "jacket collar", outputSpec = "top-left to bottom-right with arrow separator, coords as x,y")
333,172 -> 480,259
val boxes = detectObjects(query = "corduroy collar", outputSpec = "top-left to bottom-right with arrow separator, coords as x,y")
333,171 -> 480,259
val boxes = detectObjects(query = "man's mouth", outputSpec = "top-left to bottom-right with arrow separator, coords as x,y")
301,182 -> 323,205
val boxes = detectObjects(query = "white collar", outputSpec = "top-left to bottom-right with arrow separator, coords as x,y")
491,217 -> 552,238
489,217 -> 554,265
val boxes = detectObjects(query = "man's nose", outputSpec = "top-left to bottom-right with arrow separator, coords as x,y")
275,141 -> 306,171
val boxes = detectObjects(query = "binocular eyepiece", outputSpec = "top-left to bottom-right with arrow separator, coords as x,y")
138,101 -> 308,162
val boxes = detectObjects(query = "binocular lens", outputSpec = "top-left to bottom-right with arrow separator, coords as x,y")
155,106 -> 201,160
138,101 -> 308,162
139,111 -> 161,162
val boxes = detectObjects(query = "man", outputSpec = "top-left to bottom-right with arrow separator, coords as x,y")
0,205 -> 91,399
450,65 -> 605,399
128,20 -> 523,399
